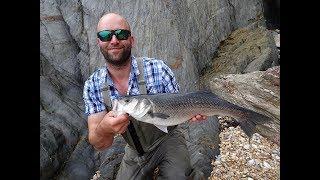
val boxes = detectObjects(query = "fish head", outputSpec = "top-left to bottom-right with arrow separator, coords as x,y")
112,96 -> 152,119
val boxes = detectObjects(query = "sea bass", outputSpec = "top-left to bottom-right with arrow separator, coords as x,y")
112,91 -> 278,143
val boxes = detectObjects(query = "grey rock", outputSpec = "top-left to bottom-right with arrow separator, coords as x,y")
200,24 -> 278,81
206,66 -> 280,144
41,0 -> 266,92
40,76 -> 86,179
95,136 -> 127,180
244,27 -> 278,73
244,47 -> 275,73
56,132 -> 96,180
184,116 -> 221,178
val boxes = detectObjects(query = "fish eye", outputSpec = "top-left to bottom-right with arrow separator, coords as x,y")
125,99 -> 131,103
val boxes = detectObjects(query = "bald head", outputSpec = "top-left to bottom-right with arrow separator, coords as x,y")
96,13 -> 134,67
97,13 -> 131,32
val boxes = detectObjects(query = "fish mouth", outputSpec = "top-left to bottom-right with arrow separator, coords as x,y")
132,98 -> 152,119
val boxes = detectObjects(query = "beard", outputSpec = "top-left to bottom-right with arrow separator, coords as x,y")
101,45 -> 132,67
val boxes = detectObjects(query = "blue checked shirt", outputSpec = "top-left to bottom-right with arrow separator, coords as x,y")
83,56 -> 180,115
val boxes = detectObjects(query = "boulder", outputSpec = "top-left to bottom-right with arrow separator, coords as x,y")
206,66 -> 280,144
40,76 -> 87,179
182,117 -> 221,177
56,132 -> 96,180
94,136 -> 127,180
200,24 -> 279,80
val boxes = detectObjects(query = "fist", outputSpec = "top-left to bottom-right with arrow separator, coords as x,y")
102,111 -> 130,134
189,114 -> 207,122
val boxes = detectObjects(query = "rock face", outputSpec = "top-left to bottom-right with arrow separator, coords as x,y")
202,66 -> 280,179
93,136 -> 127,180
40,0 -> 265,92
40,76 -> 86,179
40,0 -> 278,179
206,66 -> 280,142
182,117 -> 221,177
199,24 -> 280,145
56,132 -> 97,180
200,24 -> 278,79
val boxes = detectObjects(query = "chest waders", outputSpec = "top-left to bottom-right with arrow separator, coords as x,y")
101,57 -> 177,165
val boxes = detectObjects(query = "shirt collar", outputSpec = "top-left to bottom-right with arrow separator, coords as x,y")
131,55 -> 140,76
104,55 -> 140,94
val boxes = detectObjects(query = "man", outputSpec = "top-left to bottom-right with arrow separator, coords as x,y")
83,13 -> 206,179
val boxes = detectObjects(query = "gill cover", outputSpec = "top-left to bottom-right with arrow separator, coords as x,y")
112,97 -> 169,133
112,97 -> 152,118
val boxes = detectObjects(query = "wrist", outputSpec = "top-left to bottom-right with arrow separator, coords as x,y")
95,123 -> 114,137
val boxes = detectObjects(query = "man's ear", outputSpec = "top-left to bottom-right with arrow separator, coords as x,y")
130,36 -> 135,47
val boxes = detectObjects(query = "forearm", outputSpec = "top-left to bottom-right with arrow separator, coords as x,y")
89,125 -> 115,150
87,111 -> 114,151
87,111 -> 129,151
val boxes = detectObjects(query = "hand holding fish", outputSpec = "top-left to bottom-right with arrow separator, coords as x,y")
102,111 -> 130,134
87,110 -> 130,150
189,114 -> 207,122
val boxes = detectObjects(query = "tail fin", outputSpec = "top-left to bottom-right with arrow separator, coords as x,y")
238,109 -> 279,145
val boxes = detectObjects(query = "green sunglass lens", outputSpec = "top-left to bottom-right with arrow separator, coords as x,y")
98,31 -> 112,41
115,30 -> 129,40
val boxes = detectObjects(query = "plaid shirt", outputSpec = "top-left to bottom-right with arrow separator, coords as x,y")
83,56 -> 180,115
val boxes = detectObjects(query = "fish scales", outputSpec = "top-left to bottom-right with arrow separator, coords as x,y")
150,93 -> 210,120
113,91 -> 264,126
112,91 -> 279,144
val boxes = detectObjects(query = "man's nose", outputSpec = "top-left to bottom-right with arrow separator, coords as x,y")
109,35 -> 119,45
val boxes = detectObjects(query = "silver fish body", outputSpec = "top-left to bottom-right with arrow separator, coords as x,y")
112,91 -> 278,143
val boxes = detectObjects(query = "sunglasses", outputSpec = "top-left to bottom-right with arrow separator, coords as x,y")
97,29 -> 131,41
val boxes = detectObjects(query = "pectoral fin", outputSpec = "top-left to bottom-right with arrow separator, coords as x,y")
155,125 -> 168,133
151,113 -> 170,119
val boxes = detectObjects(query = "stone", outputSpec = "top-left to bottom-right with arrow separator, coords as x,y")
200,24 -> 278,80
204,66 -> 280,144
